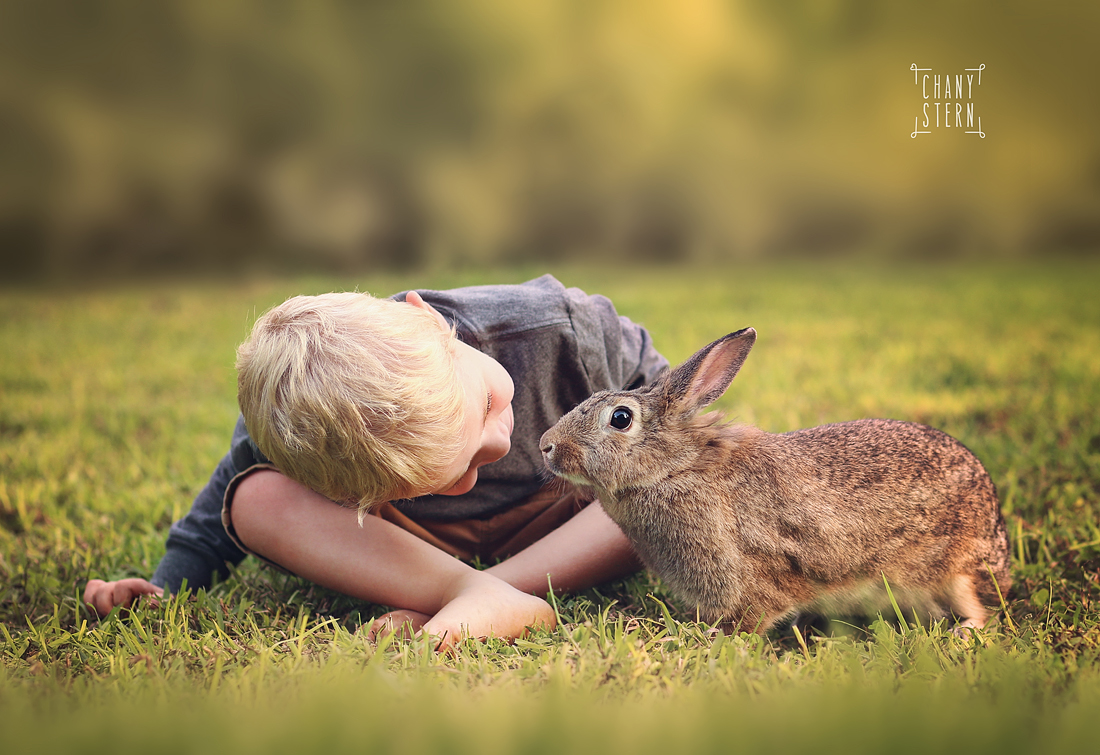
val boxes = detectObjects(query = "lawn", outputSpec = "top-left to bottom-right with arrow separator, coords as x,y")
2,260 -> 1099,754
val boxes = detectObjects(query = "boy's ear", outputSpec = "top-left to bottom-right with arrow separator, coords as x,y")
405,291 -> 451,332
665,328 -> 756,414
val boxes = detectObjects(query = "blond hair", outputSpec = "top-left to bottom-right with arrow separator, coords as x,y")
236,292 -> 468,511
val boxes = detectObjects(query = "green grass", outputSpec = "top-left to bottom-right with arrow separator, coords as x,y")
2,260 -> 1100,754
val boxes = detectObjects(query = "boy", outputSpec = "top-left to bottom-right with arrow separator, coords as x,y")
84,275 -> 668,646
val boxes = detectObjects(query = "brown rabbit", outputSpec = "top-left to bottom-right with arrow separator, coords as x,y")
540,328 -> 1011,633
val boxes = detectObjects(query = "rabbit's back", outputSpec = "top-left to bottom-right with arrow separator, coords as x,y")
767,419 -> 1009,592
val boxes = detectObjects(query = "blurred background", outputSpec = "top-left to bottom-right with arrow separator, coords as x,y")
1,0 -> 1097,282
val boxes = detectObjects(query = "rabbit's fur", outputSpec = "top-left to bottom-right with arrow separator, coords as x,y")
540,328 -> 1011,633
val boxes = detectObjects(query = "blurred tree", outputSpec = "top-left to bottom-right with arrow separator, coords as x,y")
0,0 -> 1096,282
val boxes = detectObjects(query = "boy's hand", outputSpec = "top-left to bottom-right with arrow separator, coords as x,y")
83,578 -> 166,617
366,610 -> 432,642
422,571 -> 557,650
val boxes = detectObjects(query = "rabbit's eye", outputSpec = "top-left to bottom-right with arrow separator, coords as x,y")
609,407 -> 633,430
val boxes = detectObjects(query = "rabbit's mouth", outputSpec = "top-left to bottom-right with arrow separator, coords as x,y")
541,446 -> 595,488
548,468 -> 594,488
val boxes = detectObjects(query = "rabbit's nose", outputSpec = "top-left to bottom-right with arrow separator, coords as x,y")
539,428 -> 555,455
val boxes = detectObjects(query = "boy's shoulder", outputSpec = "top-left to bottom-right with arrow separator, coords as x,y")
395,275 -> 617,345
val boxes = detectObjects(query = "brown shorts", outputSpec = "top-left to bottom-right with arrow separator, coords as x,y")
221,464 -> 594,575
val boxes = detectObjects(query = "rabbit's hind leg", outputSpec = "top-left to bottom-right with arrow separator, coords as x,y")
789,611 -> 830,636
716,606 -> 775,636
943,573 -> 990,632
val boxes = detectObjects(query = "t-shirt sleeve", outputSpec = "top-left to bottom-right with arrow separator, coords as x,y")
563,285 -> 669,393
150,417 -> 257,592
616,312 -> 668,390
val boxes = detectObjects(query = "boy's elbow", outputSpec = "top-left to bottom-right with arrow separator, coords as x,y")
230,469 -> 313,555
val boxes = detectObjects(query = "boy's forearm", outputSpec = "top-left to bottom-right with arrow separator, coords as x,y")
230,470 -> 486,616
485,502 -> 640,596
231,471 -> 556,645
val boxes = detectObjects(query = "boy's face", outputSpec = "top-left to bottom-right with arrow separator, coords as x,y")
405,292 -> 515,498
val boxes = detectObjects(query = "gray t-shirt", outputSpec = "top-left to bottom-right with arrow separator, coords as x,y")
151,275 -> 668,592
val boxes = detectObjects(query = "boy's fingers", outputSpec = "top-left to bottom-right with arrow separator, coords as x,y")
112,582 -> 137,610
88,582 -> 124,616
419,618 -> 474,653
418,626 -> 455,654
84,579 -> 113,616
368,610 -> 431,641
129,579 -> 166,599
113,579 -> 164,608
83,578 -> 166,617
83,579 -> 105,607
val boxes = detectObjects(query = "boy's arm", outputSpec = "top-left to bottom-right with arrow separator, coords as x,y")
485,502 -> 640,596
152,418 -> 262,592
84,419 -> 257,615
229,470 -> 556,647
150,450 -> 244,592
365,502 -> 638,641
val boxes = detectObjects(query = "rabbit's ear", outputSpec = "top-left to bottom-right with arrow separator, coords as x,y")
665,328 -> 756,413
